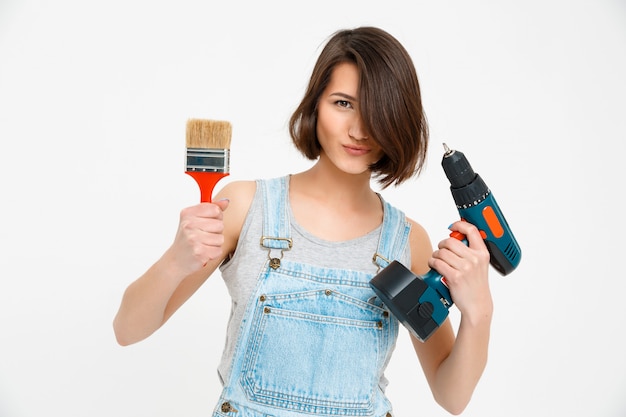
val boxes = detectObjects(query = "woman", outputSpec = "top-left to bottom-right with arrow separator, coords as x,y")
113,26 -> 492,416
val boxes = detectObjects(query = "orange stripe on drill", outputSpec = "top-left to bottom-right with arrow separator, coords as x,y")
482,205 -> 504,238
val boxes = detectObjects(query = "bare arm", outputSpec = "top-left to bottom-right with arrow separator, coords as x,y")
407,219 -> 492,415
112,181 -> 256,346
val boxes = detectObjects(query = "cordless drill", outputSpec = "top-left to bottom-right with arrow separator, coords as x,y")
370,144 -> 522,342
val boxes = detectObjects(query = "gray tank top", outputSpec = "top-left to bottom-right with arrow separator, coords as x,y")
216,176 -> 411,383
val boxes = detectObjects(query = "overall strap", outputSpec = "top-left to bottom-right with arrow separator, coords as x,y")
259,176 -> 293,251
373,200 -> 411,269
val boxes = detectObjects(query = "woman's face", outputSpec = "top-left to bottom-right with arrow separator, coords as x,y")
316,62 -> 383,176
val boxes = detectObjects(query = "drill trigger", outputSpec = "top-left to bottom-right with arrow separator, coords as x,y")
449,231 -> 466,241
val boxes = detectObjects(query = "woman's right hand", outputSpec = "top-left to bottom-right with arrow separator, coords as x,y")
165,198 -> 230,278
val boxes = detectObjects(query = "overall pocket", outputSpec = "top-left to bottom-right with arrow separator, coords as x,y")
240,287 -> 389,416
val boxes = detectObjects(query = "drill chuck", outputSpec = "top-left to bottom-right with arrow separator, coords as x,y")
442,144 -> 490,210
442,144 -> 477,188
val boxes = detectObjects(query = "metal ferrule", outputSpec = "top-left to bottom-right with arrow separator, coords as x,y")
186,148 -> 230,172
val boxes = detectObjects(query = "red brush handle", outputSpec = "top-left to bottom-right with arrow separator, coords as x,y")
185,171 -> 229,203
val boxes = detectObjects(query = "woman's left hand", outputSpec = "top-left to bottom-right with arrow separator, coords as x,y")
428,220 -> 492,322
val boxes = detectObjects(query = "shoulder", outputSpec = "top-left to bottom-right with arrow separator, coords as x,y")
405,216 -> 433,275
215,179 -> 259,219
216,179 -> 258,201
213,180 -> 258,246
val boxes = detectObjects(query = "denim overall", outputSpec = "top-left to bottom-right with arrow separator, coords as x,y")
212,177 -> 411,417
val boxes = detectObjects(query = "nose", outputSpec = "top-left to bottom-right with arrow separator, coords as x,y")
348,114 -> 369,141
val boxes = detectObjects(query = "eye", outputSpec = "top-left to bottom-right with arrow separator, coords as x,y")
335,100 -> 353,109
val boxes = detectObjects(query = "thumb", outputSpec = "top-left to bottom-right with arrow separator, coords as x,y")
214,198 -> 230,212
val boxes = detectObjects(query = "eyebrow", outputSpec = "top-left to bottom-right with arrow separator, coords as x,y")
329,92 -> 358,101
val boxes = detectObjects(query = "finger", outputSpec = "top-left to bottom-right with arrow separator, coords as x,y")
182,202 -> 225,220
431,247 -> 464,272
196,218 -> 225,235
449,220 -> 485,249
213,198 -> 230,212
437,235 -> 470,259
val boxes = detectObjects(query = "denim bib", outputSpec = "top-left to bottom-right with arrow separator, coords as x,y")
213,176 -> 411,417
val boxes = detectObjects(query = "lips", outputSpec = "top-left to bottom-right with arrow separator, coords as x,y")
343,144 -> 371,156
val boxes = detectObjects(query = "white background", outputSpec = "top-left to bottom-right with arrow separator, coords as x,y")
1,1 -> 625,416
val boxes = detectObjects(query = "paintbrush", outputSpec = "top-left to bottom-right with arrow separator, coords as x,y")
185,119 -> 232,202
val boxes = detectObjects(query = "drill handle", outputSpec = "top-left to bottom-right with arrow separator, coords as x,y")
421,230 -> 467,308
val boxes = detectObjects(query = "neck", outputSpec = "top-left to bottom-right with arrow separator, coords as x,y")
291,158 -> 377,207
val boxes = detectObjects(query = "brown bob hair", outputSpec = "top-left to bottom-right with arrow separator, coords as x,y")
289,26 -> 429,188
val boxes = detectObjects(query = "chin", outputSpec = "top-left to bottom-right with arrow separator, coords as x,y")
340,165 -> 374,177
